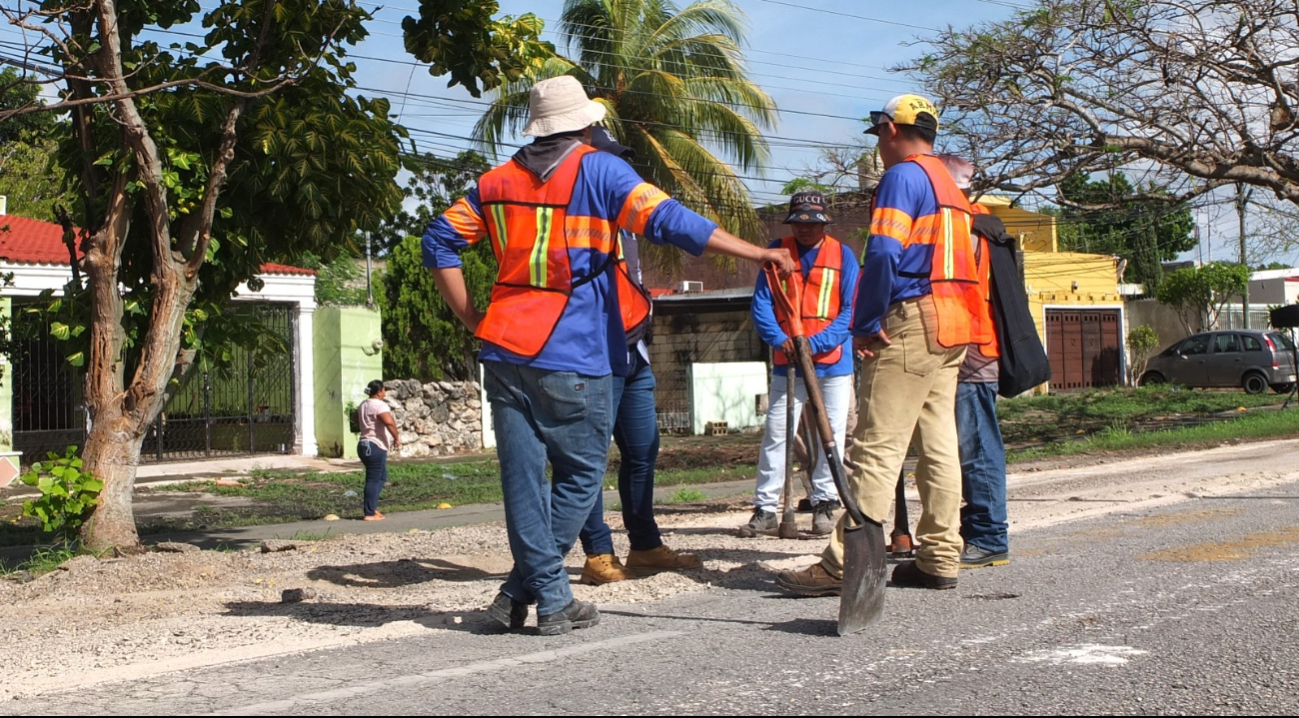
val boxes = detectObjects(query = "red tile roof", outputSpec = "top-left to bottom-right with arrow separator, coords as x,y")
259,262 -> 316,276
0,214 -> 81,264
0,215 -> 315,275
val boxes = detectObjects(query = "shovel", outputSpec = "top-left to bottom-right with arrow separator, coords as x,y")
778,361 -> 800,539
765,265 -> 887,634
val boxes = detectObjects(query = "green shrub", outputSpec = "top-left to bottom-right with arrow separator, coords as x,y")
20,446 -> 102,543
1127,325 -> 1160,384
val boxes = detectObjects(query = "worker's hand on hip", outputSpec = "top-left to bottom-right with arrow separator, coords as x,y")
854,329 -> 891,358
463,308 -> 485,332
762,248 -> 796,277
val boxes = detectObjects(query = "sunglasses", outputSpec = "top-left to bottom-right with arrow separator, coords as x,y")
869,111 -> 892,127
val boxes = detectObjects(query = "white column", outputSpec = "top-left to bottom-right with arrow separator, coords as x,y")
297,304 -> 317,457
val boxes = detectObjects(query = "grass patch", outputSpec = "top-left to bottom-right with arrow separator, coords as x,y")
0,545 -> 79,576
998,385 -> 1283,445
669,488 -> 707,503
137,458 -> 759,534
1008,405 -> 1299,463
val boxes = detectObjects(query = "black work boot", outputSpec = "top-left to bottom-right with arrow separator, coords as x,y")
536,600 -> 601,636
740,509 -> 777,537
890,560 -> 958,590
486,592 -> 529,630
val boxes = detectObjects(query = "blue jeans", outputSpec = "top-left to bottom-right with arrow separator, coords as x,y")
357,441 -> 388,517
580,351 -> 662,556
956,381 -> 1009,553
483,360 -> 613,617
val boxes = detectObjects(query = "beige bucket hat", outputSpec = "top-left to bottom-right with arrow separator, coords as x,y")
522,76 -> 607,137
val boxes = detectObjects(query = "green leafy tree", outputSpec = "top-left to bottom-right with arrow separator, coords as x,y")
383,235 -> 494,381
1126,324 -> 1159,385
1256,261 -> 1292,271
474,0 -> 776,259
296,250 -> 369,306
0,67 -> 79,220
1057,173 -> 1195,292
375,150 -> 490,253
402,1 -> 553,98
378,150 -> 493,380
0,0 -> 549,552
1156,262 -> 1251,334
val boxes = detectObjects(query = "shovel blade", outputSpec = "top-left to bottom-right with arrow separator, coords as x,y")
837,518 -> 888,636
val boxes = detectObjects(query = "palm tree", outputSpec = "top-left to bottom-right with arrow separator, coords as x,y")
474,0 -> 777,251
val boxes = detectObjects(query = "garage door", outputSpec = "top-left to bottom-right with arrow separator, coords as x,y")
1045,309 -> 1122,391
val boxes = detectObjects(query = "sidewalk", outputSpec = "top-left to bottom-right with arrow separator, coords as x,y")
135,455 -> 351,484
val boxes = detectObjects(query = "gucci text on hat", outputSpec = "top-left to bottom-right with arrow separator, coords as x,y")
783,191 -> 833,224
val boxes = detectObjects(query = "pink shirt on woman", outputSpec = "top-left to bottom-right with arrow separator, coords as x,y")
358,398 -> 394,451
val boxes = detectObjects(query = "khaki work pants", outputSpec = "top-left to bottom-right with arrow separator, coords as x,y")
821,297 -> 966,578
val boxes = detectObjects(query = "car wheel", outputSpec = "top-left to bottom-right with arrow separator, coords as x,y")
1139,371 -> 1166,387
1273,382 -> 1296,394
1242,372 -> 1269,395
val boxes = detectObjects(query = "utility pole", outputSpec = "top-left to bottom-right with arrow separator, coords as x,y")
365,231 -> 374,308
1236,184 -> 1253,329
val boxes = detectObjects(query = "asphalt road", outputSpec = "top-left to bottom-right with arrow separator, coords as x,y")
12,478 -> 1299,716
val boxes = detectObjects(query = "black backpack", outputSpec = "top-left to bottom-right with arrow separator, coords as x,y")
973,214 -> 1052,397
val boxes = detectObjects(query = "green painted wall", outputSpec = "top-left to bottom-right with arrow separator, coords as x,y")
314,305 -> 383,458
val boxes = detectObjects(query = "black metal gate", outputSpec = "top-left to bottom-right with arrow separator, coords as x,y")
9,301 -> 297,464
7,307 -> 87,461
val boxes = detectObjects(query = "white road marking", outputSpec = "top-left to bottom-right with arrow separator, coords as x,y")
208,630 -> 683,715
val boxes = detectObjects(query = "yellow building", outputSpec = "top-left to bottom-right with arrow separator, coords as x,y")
978,196 -> 1126,392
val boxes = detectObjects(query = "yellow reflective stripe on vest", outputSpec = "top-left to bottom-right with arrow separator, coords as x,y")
816,267 -> 836,319
941,207 -> 955,280
491,204 -> 508,255
529,207 -> 554,287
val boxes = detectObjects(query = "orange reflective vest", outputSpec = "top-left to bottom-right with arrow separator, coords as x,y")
905,154 -> 994,350
772,235 -> 846,367
971,203 -> 1000,359
614,234 -> 652,343
474,144 -> 617,358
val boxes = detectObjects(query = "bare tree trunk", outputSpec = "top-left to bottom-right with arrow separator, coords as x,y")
79,419 -> 145,551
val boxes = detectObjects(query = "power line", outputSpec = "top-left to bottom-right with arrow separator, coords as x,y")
751,0 -> 940,32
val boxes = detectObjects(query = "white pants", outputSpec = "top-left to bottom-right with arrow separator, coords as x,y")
754,371 -> 852,512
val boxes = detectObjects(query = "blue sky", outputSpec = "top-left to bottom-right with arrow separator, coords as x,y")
347,0 -> 1019,208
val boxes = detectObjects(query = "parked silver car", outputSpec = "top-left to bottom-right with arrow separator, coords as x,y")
1141,330 -> 1298,394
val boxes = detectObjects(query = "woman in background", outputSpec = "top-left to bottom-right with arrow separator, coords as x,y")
358,380 -> 400,521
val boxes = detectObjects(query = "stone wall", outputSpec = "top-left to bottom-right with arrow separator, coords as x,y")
379,378 -> 483,458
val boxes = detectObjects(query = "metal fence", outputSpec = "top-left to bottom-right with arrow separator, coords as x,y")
7,310 -> 87,462
9,302 -> 297,464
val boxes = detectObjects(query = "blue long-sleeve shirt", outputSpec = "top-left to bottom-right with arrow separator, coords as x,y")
423,150 -> 717,377
751,238 -> 859,378
852,161 -> 941,336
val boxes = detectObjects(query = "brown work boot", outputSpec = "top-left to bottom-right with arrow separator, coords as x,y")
774,562 -> 842,597
625,545 -> 703,572
580,554 -> 634,585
